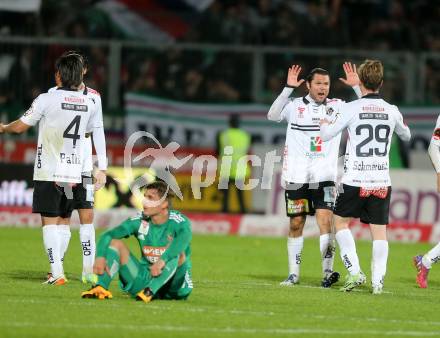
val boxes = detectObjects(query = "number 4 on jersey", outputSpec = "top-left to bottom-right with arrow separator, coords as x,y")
63,115 -> 81,148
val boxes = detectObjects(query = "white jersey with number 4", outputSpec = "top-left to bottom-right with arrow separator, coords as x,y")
21,88 -> 101,183
268,88 -> 345,184
320,94 -> 411,187
48,85 -> 103,174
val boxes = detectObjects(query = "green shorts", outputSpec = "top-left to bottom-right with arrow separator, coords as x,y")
118,254 -> 193,300
118,253 -> 150,296
155,263 -> 193,300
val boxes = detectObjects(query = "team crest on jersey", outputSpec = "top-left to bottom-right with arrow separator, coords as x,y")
326,107 -> 334,116
433,128 -> 440,140
297,107 -> 305,118
137,220 -> 150,240
310,136 -> 322,152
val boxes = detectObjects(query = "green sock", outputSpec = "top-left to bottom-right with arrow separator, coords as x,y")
97,246 -> 120,289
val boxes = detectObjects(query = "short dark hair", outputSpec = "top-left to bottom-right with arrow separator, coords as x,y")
55,54 -> 83,88
145,180 -> 175,202
62,50 -> 89,72
306,68 -> 330,83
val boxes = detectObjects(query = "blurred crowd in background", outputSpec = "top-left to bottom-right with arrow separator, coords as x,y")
1,0 -> 438,50
0,0 -> 439,116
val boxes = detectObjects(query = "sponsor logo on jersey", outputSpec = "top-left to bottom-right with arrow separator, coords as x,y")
142,246 -> 167,263
287,198 -> 309,214
362,104 -> 384,112
60,153 -> 81,164
138,220 -> 150,239
433,128 -> 440,140
297,107 -> 305,118
310,136 -> 322,152
61,103 -> 88,112
359,187 -> 388,199
65,96 -> 84,104
359,112 -> 388,120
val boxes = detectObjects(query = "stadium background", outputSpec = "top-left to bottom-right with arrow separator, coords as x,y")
1,0 -> 440,241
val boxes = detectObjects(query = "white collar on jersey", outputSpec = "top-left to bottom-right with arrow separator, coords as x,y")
303,94 -> 327,106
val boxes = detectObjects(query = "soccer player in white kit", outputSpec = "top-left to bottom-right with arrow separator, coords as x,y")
320,59 -> 411,294
268,63 -> 362,287
413,117 -> 440,288
0,54 -> 102,285
48,51 -> 107,284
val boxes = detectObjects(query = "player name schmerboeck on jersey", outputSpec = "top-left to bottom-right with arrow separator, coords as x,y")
335,97 -> 410,188
20,88 -> 100,184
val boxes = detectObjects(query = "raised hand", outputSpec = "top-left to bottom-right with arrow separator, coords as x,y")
339,62 -> 359,87
287,65 -> 305,88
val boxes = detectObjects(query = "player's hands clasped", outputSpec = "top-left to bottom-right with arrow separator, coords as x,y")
0,123 -> 5,134
150,259 -> 165,277
287,65 -> 305,88
340,62 -> 360,87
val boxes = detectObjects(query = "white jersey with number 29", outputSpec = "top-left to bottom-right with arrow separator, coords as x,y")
21,88 -> 101,183
320,94 -> 411,187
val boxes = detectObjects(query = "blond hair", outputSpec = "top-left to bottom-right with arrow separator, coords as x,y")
358,59 -> 383,91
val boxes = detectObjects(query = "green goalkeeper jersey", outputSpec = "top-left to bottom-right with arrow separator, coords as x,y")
96,210 -> 192,267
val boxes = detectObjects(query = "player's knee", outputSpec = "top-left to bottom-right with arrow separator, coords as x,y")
109,239 -> 124,251
79,209 -> 93,224
289,217 -> 305,232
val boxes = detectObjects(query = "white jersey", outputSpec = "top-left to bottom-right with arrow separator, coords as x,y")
48,85 -> 104,174
427,115 -> 440,173
21,88 -> 101,183
320,93 -> 411,188
268,88 -> 346,184
431,115 -> 440,147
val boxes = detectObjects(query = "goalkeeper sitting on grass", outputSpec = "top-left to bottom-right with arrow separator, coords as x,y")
81,181 -> 193,302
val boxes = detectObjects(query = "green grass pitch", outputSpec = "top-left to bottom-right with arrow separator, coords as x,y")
1,227 -> 440,338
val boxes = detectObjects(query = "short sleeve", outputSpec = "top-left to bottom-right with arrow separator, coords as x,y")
20,95 -> 45,126
431,115 -> 440,146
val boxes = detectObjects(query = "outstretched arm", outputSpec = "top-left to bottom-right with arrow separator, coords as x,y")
268,65 -> 304,122
320,106 -> 355,141
394,110 -> 411,142
339,62 -> 362,99
428,116 -> 440,192
0,120 -> 31,134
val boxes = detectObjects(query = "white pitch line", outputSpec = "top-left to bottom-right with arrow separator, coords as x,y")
5,298 -> 440,327
0,321 -> 439,336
